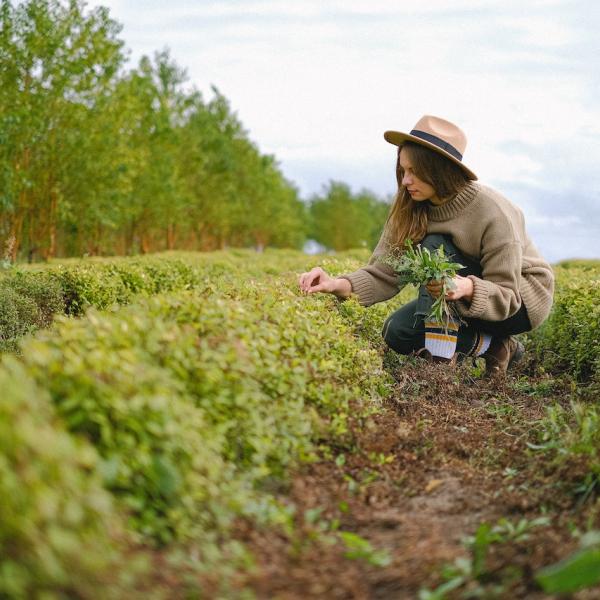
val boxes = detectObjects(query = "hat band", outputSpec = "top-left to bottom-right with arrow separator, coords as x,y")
410,129 -> 463,161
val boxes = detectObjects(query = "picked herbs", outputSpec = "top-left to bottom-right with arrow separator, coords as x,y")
383,240 -> 465,328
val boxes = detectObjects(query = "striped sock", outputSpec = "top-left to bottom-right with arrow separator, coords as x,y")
424,319 -> 459,360
469,331 -> 492,356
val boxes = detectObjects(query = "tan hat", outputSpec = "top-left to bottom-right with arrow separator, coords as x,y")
384,115 -> 477,180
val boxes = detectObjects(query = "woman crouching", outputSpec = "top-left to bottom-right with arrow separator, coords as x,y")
298,115 -> 554,376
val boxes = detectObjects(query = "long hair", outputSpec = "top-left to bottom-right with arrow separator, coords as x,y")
386,142 -> 470,249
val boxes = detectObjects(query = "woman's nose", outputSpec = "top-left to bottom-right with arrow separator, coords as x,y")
402,173 -> 412,186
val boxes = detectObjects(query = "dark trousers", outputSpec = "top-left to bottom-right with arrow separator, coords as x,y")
382,234 -> 532,356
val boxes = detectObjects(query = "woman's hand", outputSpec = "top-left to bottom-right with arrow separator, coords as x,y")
298,267 -> 352,298
426,275 -> 473,301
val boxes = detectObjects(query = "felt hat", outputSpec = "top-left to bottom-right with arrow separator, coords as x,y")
384,115 -> 477,180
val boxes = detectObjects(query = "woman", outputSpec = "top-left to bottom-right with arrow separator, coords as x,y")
298,115 -> 554,376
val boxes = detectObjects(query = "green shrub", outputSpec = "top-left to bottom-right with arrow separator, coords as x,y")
17,279 -> 389,547
531,400 -> 600,480
0,273 -> 65,352
0,359 -> 130,598
21,309 -> 242,546
2,271 -> 65,326
529,267 -> 600,386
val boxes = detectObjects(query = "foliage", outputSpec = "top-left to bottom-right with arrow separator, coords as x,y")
0,270 -> 64,351
8,256 -> 389,552
528,266 -> 600,386
528,399 -> 600,499
338,531 -> 391,567
309,181 -> 391,251
384,240 -> 464,328
0,0 -> 306,260
419,517 -> 549,599
0,256 -> 220,349
536,530 -> 600,594
0,359 -> 133,598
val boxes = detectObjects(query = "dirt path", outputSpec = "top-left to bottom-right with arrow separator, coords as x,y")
236,357 -> 598,599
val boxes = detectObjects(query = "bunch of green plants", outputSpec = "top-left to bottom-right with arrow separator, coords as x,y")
0,359 -> 135,598
383,240 -> 464,328
528,399 -> 600,501
0,250 -> 380,354
0,256 -> 226,352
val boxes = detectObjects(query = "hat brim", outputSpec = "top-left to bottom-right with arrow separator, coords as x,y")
384,130 -> 477,181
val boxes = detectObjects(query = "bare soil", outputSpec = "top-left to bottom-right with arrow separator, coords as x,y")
230,356 -> 600,599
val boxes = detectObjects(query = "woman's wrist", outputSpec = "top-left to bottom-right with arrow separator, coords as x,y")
462,276 -> 474,301
333,277 -> 352,299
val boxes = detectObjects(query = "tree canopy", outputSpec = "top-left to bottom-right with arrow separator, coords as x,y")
0,0 -> 390,261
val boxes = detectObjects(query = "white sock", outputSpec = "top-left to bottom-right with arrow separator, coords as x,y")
474,332 -> 492,356
424,319 -> 459,359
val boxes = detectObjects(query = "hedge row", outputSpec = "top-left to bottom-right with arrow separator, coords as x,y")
5,250 -> 600,387
0,249 -> 374,353
528,262 -> 600,498
0,359 -> 136,599
0,257 -> 214,352
529,263 -> 600,387
0,258 -> 392,596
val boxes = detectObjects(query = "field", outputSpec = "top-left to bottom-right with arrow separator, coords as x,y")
1,250 -> 600,599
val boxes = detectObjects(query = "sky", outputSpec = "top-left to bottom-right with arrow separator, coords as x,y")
99,0 -> 600,262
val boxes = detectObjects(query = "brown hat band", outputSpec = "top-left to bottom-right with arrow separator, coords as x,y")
410,129 -> 463,161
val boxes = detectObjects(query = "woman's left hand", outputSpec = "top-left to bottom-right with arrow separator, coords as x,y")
426,275 -> 474,301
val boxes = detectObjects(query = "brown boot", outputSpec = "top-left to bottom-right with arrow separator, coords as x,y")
414,348 -> 457,365
482,336 -> 524,377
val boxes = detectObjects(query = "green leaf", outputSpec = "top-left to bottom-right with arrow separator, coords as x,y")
536,547 -> 600,593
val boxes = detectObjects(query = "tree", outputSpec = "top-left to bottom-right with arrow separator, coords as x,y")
309,181 -> 390,251
0,0 -> 125,260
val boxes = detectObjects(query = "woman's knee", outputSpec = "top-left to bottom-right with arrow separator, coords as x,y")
382,313 -> 418,355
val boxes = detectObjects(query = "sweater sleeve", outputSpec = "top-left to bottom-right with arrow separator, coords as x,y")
338,226 -> 403,307
456,240 -> 523,321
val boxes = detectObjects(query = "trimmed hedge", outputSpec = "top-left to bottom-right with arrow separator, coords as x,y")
529,265 -> 600,387
10,278 -> 389,553
0,250 -> 372,353
0,359 -> 132,599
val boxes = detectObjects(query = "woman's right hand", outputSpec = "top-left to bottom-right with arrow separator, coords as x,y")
298,267 -> 352,298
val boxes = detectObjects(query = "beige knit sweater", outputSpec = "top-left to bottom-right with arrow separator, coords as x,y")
341,181 -> 554,330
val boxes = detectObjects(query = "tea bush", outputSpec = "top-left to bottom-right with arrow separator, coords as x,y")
15,279 -> 390,548
0,272 -> 64,352
529,265 -> 600,386
0,359 -> 130,598
0,249 -> 395,354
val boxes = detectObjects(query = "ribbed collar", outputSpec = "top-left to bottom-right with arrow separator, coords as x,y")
428,181 -> 480,222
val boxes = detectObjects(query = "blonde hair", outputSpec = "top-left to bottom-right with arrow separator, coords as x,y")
386,142 -> 470,249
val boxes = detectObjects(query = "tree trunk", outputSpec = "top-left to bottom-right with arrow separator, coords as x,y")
47,187 -> 58,259
140,231 -> 151,254
166,223 -> 176,250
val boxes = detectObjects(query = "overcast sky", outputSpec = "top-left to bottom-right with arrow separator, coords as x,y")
99,0 -> 600,262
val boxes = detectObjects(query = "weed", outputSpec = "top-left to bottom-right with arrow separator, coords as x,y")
419,516 -> 549,599
338,532 -> 392,568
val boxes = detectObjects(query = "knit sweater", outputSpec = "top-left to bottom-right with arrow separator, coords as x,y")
341,181 -> 555,330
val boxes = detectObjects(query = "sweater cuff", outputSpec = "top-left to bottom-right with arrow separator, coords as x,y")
457,275 -> 490,319
339,272 -> 376,307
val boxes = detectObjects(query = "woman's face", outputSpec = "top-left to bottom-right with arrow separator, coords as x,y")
399,147 -> 441,204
